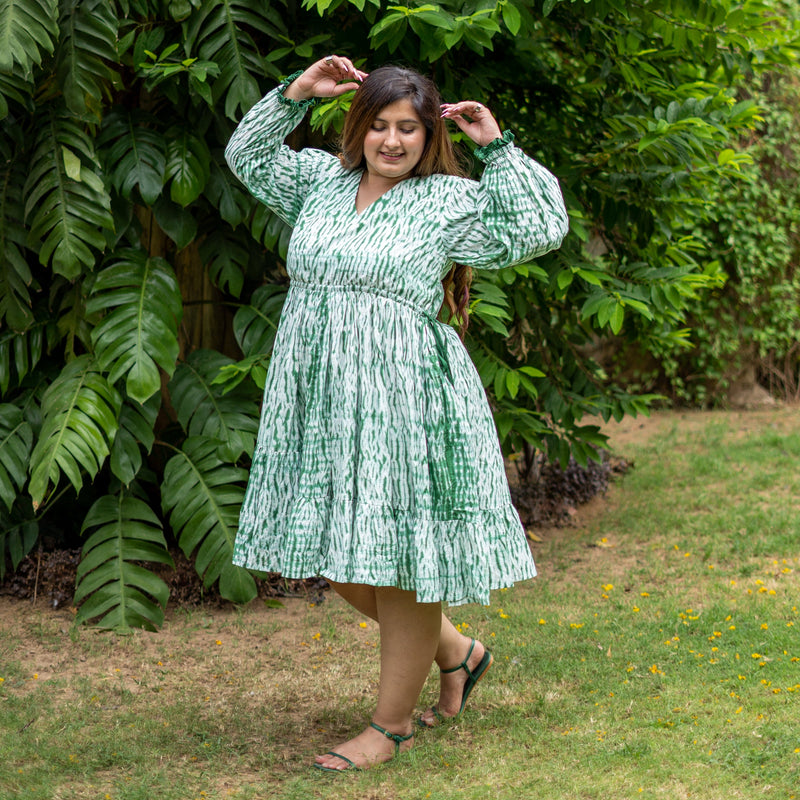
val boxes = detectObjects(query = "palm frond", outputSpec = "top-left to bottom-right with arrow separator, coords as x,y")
23,111 -> 113,279
56,0 -> 120,115
184,0 -> 288,120
28,355 -> 122,506
97,108 -> 166,205
0,0 -> 59,75
161,436 -> 256,604
86,248 -> 183,404
0,403 -> 33,511
75,490 -> 173,631
168,349 -> 260,462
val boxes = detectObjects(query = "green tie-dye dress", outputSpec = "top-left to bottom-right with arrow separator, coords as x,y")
225,81 -> 569,606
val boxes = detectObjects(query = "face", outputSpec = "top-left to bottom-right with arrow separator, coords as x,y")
362,98 -> 427,183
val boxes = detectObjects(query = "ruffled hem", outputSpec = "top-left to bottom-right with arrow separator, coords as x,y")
233,492 -> 536,607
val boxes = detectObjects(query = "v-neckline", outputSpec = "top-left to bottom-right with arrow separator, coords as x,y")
352,172 -> 412,217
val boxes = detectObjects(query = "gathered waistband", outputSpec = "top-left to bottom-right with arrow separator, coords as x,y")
289,277 -> 438,322
288,277 -> 454,383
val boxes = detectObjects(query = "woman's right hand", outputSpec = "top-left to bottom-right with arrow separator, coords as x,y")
283,55 -> 368,101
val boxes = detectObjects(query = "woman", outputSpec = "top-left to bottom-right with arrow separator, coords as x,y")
225,55 -> 568,771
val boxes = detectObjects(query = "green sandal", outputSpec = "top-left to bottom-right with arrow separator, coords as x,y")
313,722 -> 414,772
418,638 -> 493,728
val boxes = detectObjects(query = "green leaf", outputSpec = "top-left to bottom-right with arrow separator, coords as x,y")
501,2 -> 521,36
23,112 -> 113,279
0,502 -> 38,581
161,436 -> 256,604
168,350 -> 260,462
152,196 -> 197,249
29,356 -> 122,506
0,0 -> 59,74
97,109 -> 166,205
109,393 -> 159,486
184,0 -> 287,120
165,126 -> 211,207
0,404 -> 33,511
86,249 -> 183,404
75,490 -> 173,632
55,0 -> 119,116
200,227 -> 248,298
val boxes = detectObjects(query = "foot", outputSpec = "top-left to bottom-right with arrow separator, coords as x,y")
314,722 -> 414,771
419,638 -> 490,727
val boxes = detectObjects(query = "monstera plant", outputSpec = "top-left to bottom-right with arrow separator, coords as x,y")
0,0 -> 795,630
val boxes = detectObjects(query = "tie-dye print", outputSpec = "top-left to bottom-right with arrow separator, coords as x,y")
225,83 -> 569,606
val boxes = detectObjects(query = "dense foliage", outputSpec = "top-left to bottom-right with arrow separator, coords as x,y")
621,70 -> 800,405
0,0 -> 797,629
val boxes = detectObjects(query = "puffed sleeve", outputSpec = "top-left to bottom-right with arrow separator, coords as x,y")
440,132 -> 569,269
224,76 -> 336,227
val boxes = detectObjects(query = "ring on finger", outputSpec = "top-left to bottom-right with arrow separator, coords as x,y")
473,104 -> 482,114
324,55 -> 334,65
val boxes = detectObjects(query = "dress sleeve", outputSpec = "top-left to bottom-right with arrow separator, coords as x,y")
224,76 -> 334,227
440,132 -> 569,269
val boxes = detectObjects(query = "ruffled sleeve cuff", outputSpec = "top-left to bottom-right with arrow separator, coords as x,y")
475,130 -> 515,163
276,70 -> 320,111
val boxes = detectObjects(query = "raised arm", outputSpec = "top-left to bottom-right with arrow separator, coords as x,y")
439,101 -> 569,269
224,56 -> 367,226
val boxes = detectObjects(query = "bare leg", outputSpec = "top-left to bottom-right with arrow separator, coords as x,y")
315,586 -> 441,770
328,580 -> 488,729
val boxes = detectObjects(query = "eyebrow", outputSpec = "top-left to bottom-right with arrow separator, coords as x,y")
373,116 -> 422,124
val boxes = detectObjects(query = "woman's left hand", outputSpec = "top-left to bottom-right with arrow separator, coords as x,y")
440,102 -> 503,147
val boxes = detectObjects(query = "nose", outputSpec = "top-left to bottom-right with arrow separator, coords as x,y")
385,126 -> 400,147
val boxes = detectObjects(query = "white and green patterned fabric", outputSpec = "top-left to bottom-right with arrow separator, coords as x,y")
225,83 -> 569,606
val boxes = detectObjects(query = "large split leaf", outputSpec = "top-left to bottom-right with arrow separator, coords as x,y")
86,249 -> 183,403
168,349 -> 260,462
97,108 -> 166,205
184,0 -> 287,119
23,112 -> 113,279
29,355 -> 122,506
164,125 -> 211,207
0,404 -> 33,511
75,490 -> 173,631
161,436 -> 255,604
109,392 -> 159,486
0,0 -> 59,75
56,0 -> 119,115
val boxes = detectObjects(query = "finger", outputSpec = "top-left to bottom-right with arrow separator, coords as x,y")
330,81 -> 362,96
441,102 -> 488,119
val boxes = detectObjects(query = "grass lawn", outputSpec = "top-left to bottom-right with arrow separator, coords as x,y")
1,407 -> 799,800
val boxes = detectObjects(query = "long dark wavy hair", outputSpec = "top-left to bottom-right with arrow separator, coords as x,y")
339,65 -> 473,339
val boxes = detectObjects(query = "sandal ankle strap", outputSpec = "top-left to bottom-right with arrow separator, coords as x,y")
369,722 -> 413,750
441,638 -> 477,676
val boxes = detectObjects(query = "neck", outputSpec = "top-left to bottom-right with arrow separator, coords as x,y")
361,169 -> 408,193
